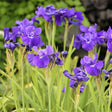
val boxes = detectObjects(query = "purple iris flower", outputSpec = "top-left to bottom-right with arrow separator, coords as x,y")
35,5 -> 57,22
81,53 -> 104,76
4,42 -> 19,52
73,24 -> 105,51
105,26 -> 112,52
69,11 -> 84,25
35,5 -> 84,26
27,45 -> 63,68
81,33 -> 97,51
16,18 -> 33,31
4,27 -> 19,52
97,30 -> 106,45
61,51 -> 68,58
103,69 -> 112,79
11,26 -> 21,42
4,28 -> 10,41
55,8 -> 84,26
63,67 -> 89,92
73,34 -> 82,49
15,18 -> 44,48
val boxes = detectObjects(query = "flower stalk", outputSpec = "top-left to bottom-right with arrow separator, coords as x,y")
52,16 -> 56,49
64,18 -> 69,51
74,84 -> 81,112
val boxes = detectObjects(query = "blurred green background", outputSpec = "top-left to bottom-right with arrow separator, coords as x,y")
0,0 -> 90,70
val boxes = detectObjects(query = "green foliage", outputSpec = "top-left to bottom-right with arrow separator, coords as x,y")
0,0 -> 90,70
0,41 -> 111,112
0,35 -> 5,70
0,0 -> 90,37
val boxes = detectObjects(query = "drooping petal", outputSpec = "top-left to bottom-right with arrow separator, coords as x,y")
30,36 -> 44,48
4,27 -> 10,41
80,56 -> 92,66
4,42 -> 19,52
27,53 -> 36,66
34,55 -> 50,68
63,70 -> 73,79
96,61 -> 104,69
85,65 -> 101,76
21,34 -> 30,45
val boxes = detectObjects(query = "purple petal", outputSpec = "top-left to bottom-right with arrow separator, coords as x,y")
96,61 -> 104,69
110,58 -> 112,64
4,42 -> 19,52
4,27 -> 10,41
80,56 -> 92,66
92,52 -> 98,63
30,36 -> 44,48
80,25 -> 88,32
62,87 -> 65,93
85,65 -> 101,76
27,53 -> 36,66
21,34 -> 30,45
55,14 -> 62,26
80,84 -> 85,92
63,70 -> 73,79
82,42 -> 94,51
55,57 -> 63,65
61,51 -> 68,58
107,40 -> 112,52
70,80 -> 78,87
34,55 -> 50,68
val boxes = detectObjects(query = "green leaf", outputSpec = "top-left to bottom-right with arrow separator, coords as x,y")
55,1 -> 68,8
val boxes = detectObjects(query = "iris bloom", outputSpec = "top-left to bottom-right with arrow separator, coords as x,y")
4,42 -> 19,52
63,67 -> 89,92
73,24 -> 106,51
15,18 -> 44,48
81,53 -> 104,76
35,5 -> 84,26
4,27 -> 19,52
27,45 -> 63,68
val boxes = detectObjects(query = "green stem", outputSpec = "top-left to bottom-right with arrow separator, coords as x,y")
45,21 -> 50,45
108,74 -> 112,112
74,84 -> 81,112
11,52 -> 20,112
95,76 -> 101,95
52,16 -> 56,50
104,50 -> 111,68
88,79 -> 99,112
63,18 -> 69,51
21,50 -> 25,112
88,45 -> 97,58
46,67 -> 51,112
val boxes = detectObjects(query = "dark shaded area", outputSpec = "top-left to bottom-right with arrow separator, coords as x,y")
82,0 -> 112,30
